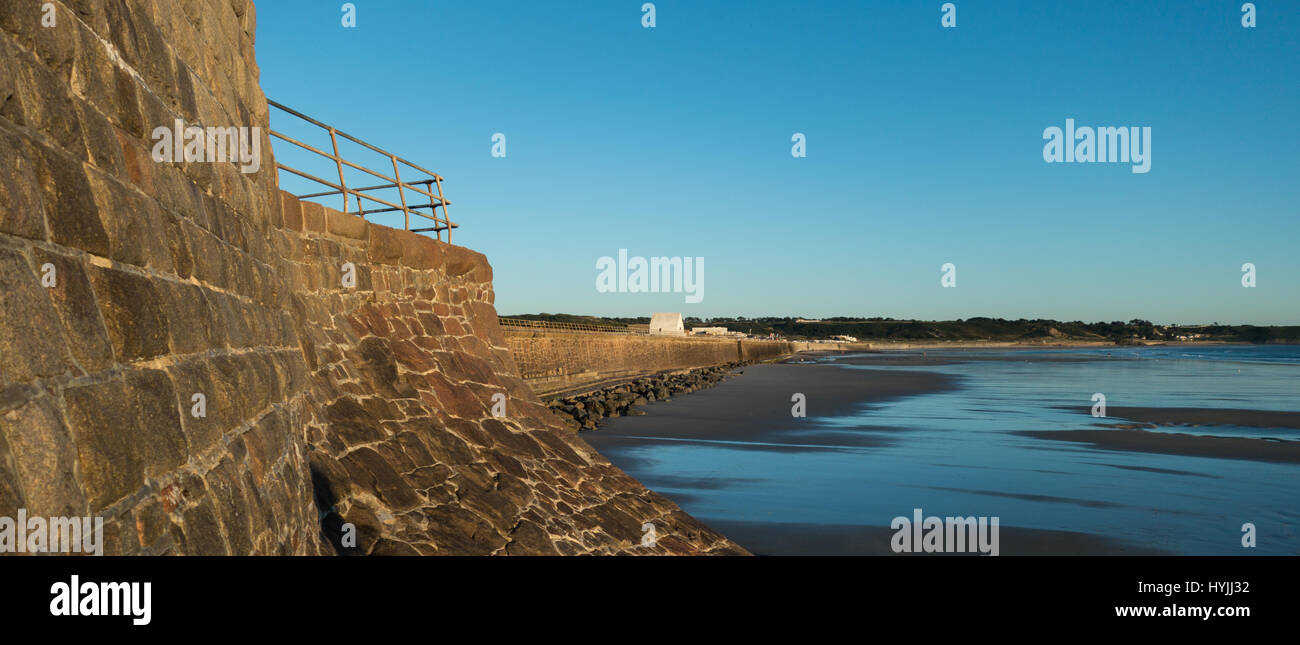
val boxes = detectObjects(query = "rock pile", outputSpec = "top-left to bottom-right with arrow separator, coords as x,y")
547,362 -> 748,430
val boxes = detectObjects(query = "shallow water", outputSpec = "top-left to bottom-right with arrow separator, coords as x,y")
591,345 -> 1300,555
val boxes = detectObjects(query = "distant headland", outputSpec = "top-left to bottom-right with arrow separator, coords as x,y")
505,314 -> 1300,345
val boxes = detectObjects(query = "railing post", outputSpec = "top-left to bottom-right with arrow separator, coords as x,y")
390,155 -> 410,231
329,127 -> 347,213
434,176 -> 450,243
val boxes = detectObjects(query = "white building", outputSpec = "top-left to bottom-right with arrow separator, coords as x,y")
649,312 -> 685,336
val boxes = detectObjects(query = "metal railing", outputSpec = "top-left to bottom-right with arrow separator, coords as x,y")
498,318 -> 649,335
267,100 -> 457,242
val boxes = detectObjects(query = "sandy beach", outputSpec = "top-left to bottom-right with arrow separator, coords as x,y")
585,346 -> 1300,555
583,362 -> 1166,555
1097,406 -> 1300,430
706,520 -> 1171,556
583,363 -> 956,449
1019,429 -> 1300,464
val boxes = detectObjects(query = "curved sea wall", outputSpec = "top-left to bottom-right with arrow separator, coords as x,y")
504,331 -> 807,396
0,0 -> 743,555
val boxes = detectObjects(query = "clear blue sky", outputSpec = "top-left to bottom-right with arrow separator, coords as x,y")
255,1 -> 1299,325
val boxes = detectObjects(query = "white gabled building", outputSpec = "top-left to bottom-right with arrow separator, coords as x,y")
649,312 -> 685,336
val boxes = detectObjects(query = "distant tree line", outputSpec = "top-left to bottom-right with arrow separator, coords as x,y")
504,314 -> 1300,343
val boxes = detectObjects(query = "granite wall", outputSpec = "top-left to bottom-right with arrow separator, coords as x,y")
0,0 -> 744,555
504,331 -> 806,397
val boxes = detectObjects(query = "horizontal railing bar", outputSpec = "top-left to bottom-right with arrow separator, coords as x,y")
296,182 -> 444,203
294,188 -> 349,199
270,132 -> 437,204
270,131 -> 399,189
277,165 -> 454,225
498,317 -> 642,333
268,100 -> 444,181
355,204 -> 443,218
349,182 -> 443,203
277,163 -> 341,189
345,189 -> 410,215
349,194 -> 455,229
268,99 -> 456,239
278,166 -> 412,215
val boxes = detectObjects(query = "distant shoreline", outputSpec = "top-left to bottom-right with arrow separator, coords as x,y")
813,339 -> 1276,352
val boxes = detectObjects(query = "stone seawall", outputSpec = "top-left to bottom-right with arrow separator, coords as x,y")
0,0 -> 744,555
504,331 -> 806,396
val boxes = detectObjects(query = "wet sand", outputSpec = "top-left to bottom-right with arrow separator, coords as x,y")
1019,406 -> 1300,464
584,362 -> 1172,555
708,520 -> 1171,556
1019,429 -> 1300,464
585,353 -> 1299,554
582,363 -> 956,449
1086,406 -> 1300,430
817,349 -> 1121,367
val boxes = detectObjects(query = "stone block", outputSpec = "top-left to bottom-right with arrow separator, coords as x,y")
279,190 -> 302,231
0,129 -> 48,241
132,497 -> 171,550
0,1 -> 42,50
17,58 -> 85,152
63,377 -> 143,511
101,0 -> 143,71
203,456 -> 253,554
158,280 -> 211,355
183,224 -> 226,288
0,395 -> 87,516
31,248 -> 115,374
87,263 -> 171,362
208,353 -> 259,425
339,447 -> 421,511
400,233 -> 446,271
70,26 -> 117,120
30,3 -> 81,80
179,497 -> 228,555
76,100 -> 127,178
325,207 -> 368,240
115,127 -> 152,193
110,63 -> 146,138
0,431 -> 26,517
0,37 -> 30,127
32,141 -> 110,256
324,396 -> 386,447
214,294 -> 252,349
301,200 -> 325,233
159,209 -> 194,278
87,170 -> 173,272
246,406 -> 289,486
365,220 -> 406,265
0,247 -> 74,382
125,368 -> 188,477
166,357 -> 223,451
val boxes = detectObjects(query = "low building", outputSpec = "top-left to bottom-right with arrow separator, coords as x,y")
649,312 -> 685,336
692,326 -> 730,336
